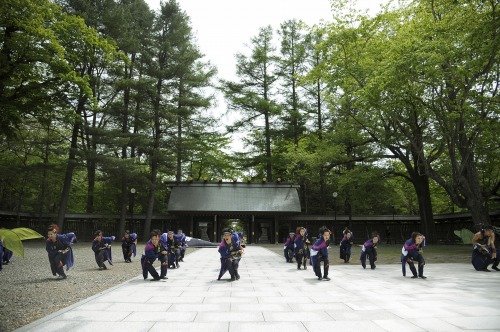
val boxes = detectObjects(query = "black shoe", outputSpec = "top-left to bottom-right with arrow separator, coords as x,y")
228,277 -> 236,282
151,278 -> 161,281
419,276 -> 427,279
362,265 -> 366,269
411,276 -> 418,279
317,277 -> 322,281
297,267 -> 301,270
481,268 -> 491,272
303,266 -> 307,270
323,277 -> 331,281
492,266 -> 500,271
235,274 -> 240,280
160,276 -> 168,280
371,266 -> 376,270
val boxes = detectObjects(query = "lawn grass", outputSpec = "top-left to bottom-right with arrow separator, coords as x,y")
254,243 -> 472,265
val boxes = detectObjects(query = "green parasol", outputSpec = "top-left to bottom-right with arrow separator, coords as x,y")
0,227 -> 44,257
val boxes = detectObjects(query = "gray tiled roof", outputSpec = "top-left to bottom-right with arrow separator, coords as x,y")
167,182 -> 301,214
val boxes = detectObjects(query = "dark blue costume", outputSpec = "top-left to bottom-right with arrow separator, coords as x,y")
164,233 -> 181,268
311,237 -> 329,280
174,232 -> 187,262
471,230 -> 498,271
92,236 -> 115,269
360,238 -> 378,269
401,238 -> 425,277
0,240 -> 13,271
141,240 -> 166,280
284,234 -> 295,263
217,233 -> 243,281
294,233 -> 310,270
46,233 -> 76,279
339,233 -> 353,263
121,232 -> 137,262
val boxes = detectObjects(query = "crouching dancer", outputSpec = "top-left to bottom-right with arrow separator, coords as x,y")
46,224 -> 76,279
360,232 -> 380,270
294,227 -> 310,270
284,232 -> 295,263
401,232 -> 426,279
311,227 -> 331,281
471,226 -> 498,272
339,228 -> 354,263
142,230 -> 168,281
92,230 -> 115,270
217,228 -> 244,281
121,230 -> 137,263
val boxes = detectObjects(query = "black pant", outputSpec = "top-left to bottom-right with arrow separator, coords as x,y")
405,253 -> 425,277
284,248 -> 294,262
95,250 -> 107,268
472,249 -> 499,271
122,244 -> 132,261
312,255 -> 329,278
168,249 -> 180,267
295,249 -> 308,269
340,245 -> 351,262
49,253 -> 67,277
360,247 -> 377,269
141,256 -> 163,280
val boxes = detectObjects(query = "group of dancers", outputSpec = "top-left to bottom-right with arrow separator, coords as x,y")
3,222 -> 496,281
282,224 -> 498,280
42,224 -> 187,280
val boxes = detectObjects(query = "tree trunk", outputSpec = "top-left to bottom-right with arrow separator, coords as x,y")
411,172 -> 436,242
119,53 -> 135,237
85,157 -> 96,213
143,78 -> 162,241
56,96 -> 84,228
37,123 -> 50,223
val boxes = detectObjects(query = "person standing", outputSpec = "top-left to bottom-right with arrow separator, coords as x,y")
294,227 -> 309,270
176,229 -> 187,262
92,230 -> 115,270
339,228 -> 354,263
401,232 -> 427,278
217,228 -> 244,281
284,232 -> 295,263
121,230 -> 137,263
311,227 -> 331,281
46,224 -> 76,279
360,232 -> 380,270
142,230 -> 167,281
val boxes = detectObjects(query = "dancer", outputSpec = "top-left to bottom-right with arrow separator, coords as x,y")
471,225 -> 498,271
294,227 -> 310,270
311,227 -> 331,281
142,230 -> 167,281
360,231 -> 380,270
92,230 -> 115,270
46,224 -> 76,279
175,229 -> 187,262
284,232 -> 295,263
339,228 -> 354,263
166,231 -> 181,268
0,239 -> 11,271
121,230 -> 137,263
217,228 -> 244,281
401,232 -> 426,278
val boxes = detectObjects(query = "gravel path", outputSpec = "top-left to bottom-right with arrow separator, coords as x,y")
0,240 -> 197,332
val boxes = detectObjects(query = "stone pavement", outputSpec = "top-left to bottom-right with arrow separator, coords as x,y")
17,246 -> 500,332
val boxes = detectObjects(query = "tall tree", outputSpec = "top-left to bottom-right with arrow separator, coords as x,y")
221,26 -> 279,180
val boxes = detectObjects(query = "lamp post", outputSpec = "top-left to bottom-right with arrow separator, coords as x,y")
130,188 -> 136,224
332,192 -> 338,223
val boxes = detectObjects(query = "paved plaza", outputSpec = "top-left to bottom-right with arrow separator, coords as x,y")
17,246 -> 500,332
